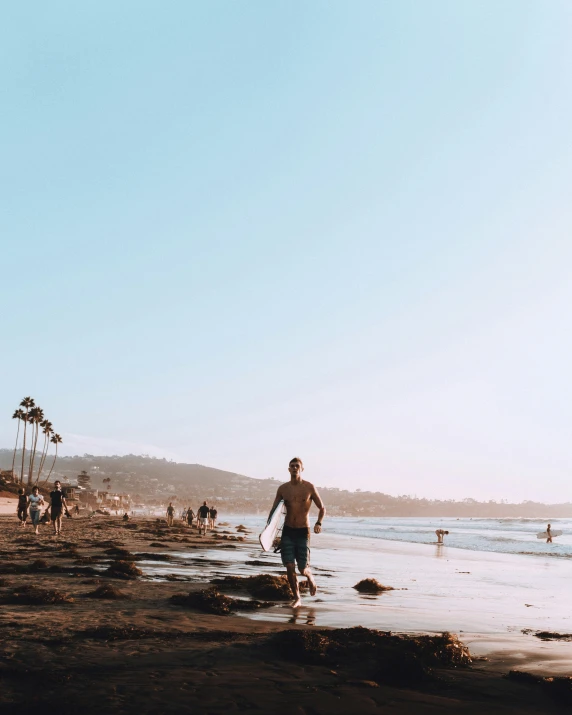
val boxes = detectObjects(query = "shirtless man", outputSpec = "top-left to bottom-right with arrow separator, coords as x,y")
435,529 -> 449,544
268,457 -> 325,608
547,524 -> 552,543
166,503 -> 175,527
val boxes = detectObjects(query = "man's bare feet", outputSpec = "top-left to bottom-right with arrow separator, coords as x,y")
291,596 -> 302,608
307,574 -> 317,596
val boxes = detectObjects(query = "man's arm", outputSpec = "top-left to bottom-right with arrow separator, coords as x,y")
311,486 -> 325,534
267,487 -> 283,523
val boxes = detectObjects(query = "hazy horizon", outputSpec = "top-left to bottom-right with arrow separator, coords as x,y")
2,2 -> 571,503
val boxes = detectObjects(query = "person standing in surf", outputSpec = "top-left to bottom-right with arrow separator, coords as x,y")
547,523 -> 552,543
267,457 -> 326,608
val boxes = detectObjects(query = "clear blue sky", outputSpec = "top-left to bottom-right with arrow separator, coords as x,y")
2,1 -> 571,501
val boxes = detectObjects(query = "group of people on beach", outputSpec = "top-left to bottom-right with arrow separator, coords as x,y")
16,480 -> 70,536
165,501 -> 218,535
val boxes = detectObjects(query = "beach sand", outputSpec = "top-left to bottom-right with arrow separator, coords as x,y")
0,496 -> 19,515
0,513 -> 569,713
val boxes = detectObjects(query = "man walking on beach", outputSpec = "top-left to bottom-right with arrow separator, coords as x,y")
17,488 -> 28,527
186,507 -> 195,528
268,457 -> 325,608
198,502 -> 209,535
166,503 -> 175,527
48,481 -> 68,536
209,506 -> 218,529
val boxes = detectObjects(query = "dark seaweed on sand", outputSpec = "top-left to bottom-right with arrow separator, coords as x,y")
533,631 -> 572,641
507,671 -> 572,705
353,578 -> 394,593
211,574 -> 293,600
104,547 -> 135,560
270,627 -> 471,685
171,587 -> 272,615
105,560 -> 143,579
80,626 -> 156,641
0,585 -> 74,605
85,584 -> 130,599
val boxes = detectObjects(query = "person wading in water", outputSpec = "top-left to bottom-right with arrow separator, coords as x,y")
267,457 -> 325,608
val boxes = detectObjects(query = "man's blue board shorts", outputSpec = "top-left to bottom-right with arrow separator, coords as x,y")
280,525 -> 310,570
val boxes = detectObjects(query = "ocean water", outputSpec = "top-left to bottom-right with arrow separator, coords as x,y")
323,516 -> 572,559
231,514 -> 572,559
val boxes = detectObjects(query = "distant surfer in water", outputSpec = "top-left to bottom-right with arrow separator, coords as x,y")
547,524 -> 552,543
268,457 -> 326,608
435,529 -> 449,544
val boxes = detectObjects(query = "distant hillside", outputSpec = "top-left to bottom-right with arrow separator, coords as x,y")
2,450 -> 571,517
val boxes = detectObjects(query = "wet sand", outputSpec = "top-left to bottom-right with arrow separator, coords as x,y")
0,513 -> 569,714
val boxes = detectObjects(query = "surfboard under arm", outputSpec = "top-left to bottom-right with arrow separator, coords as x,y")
259,499 -> 286,552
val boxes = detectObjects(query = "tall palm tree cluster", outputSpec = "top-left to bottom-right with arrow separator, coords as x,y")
10,396 -> 63,487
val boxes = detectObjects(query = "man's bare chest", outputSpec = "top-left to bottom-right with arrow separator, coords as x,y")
282,486 -> 312,505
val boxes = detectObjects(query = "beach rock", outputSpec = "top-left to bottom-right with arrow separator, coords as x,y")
353,578 -> 394,594
105,560 -> 143,580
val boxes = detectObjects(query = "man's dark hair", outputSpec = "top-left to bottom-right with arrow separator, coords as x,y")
289,457 -> 303,467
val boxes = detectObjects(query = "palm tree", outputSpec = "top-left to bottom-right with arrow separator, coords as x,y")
27,406 -> 44,486
35,420 -> 53,486
19,397 -> 35,483
11,409 -> 25,480
42,433 -> 62,486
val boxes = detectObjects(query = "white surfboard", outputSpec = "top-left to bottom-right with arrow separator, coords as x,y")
537,530 -> 562,539
259,499 -> 286,552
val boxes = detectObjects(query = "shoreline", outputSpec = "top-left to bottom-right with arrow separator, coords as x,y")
0,514 -> 569,713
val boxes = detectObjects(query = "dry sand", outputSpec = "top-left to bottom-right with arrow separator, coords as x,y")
0,513 -> 569,714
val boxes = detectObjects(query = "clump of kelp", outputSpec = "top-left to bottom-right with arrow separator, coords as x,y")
0,585 -> 74,605
171,587 -> 272,615
80,626 -> 157,641
85,583 -> 130,599
353,578 -> 394,594
507,671 -> 572,705
533,631 -> 572,642
0,559 -> 98,576
270,627 -> 471,686
211,574 -> 293,600
105,560 -> 142,579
